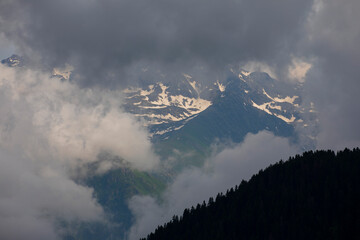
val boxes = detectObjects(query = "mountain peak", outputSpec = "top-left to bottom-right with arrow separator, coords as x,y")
1,54 -> 23,67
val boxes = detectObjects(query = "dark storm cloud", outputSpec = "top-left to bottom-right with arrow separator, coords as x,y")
0,0 -> 313,86
300,0 -> 360,149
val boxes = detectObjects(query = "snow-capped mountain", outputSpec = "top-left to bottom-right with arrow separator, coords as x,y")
122,67 -> 316,148
122,80 -> 212,125
1,55 -> 317,161
118,66 -> 318,170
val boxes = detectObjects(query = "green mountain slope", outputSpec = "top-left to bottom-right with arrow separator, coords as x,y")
143,148 -> 360,240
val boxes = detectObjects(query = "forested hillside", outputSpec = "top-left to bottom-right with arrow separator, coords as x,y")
142,148 -> 360,240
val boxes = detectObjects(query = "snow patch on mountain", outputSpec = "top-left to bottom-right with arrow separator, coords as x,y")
251,100 -> 296,123
251,100 -> 273,115
139,105 -> 167,109
140,85 -> 155,97
216,81 -> 226,92
152,124 -> 185,136
140,83 -> 211,113
123,81 -> 212,126
275,114 -> 296,123
150,83 -> 170,106
52,64 -> 74,80
241,70 -> 251,76
249,88 -> 301,123
262,89 -> 298,104
135,113 -> 186,122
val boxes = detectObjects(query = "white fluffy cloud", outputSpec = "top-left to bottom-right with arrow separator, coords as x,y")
243,61 -> 278,79
128,131 -> 298,240
0,147 -> 104,240
288,58 -> 312,83
0,64 -> 160,239
0,65 -> 159,171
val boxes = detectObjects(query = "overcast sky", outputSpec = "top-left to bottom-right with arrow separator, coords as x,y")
1,0 -> 360,239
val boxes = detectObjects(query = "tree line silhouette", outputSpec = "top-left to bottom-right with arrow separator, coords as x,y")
142,148 -> 360,240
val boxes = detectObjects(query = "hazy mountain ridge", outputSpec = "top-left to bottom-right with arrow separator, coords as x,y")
1,55 -> 318,239
2,55 -> 317,153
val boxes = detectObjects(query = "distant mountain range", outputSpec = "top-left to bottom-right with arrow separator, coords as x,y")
1,55 -> 318,240
1,55 -> 317,156
120,66 -> 317,169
